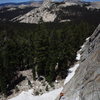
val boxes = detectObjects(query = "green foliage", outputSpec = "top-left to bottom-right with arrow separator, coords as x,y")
46,85 -> 49,91
28,80 -> 32,88
0,21 -> 95,96
0,4 -> 100,96
34,91 -> 39,95
15,86 -> 19,93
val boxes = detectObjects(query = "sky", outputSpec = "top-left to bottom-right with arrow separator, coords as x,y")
0,0 -> 100,4
0,0 -> 42,4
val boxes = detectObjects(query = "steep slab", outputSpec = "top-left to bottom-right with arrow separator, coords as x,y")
56,24 -> 100,100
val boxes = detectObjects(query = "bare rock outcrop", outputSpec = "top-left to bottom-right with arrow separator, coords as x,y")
17,1 -> 77,23
18,0 -> 52,23
56,24 -> 100,100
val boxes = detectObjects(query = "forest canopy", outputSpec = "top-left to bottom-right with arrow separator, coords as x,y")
0,21 -> 96,96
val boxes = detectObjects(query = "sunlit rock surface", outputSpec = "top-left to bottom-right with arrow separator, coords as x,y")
56,24 -> 100,100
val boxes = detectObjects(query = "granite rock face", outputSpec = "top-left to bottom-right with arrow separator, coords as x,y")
16,0 -> 100,24
17,0 -> 52,23
56,24 -> 100,100
17,1 -> 77,23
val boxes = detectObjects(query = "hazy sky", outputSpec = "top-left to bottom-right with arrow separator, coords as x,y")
0,0 -> 100,4
0,0 -> 42,4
